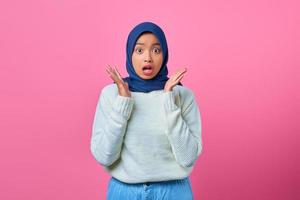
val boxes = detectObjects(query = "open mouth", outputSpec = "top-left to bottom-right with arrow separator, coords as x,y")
142,65 -> 154,76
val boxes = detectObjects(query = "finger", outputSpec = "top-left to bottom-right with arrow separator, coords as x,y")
105,65 -> 112,74
113,67 -> 124,85
170,71 -> 185,81
175,73 -> 185,82
107,71 -> 117,81
108,66 -> 119,79
105,67 -> 110,74
114,66 -> 125,83
175,76 -> 184,85
106,65 -> 115,75
107,64 -> 113,72
106,66 -> 113,76
106,65 -> 115,76
124,82 -> 129,89
110,66 -> 124,85
110,66 -> 120,78
172,68 -> 187,80
178,68 -> 187,76
106,65 -> 119,82
109,65 -> 118,77
175,68 -> 186,74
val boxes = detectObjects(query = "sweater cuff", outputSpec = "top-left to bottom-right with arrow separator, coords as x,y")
163,90 -> 178,111
112,95 -> 134,120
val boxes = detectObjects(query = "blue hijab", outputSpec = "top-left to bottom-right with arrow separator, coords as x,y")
118,21 -> 182,93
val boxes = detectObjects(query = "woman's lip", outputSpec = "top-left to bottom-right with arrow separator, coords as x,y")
142,68 -> 154,76
143,65 -> 152,69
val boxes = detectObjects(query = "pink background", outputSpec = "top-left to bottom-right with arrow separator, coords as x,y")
0,0 -> 299,199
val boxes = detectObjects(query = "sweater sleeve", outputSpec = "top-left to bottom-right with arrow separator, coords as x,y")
163,89 -> 202,168
90,89 -> 134,167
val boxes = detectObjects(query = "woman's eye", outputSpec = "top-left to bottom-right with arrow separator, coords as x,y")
153,48 -> 161,53
136,48 -> 143,53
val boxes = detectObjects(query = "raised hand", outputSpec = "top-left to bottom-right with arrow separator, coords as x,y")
105,65 -> 131,97
164,68 -> 187,92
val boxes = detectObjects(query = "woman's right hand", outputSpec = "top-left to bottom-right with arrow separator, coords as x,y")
105,65 -> 131,97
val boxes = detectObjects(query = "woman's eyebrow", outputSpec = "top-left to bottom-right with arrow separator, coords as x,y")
135,42 -> 161,46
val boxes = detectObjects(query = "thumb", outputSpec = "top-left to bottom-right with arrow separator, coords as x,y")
124,82 -> 129,88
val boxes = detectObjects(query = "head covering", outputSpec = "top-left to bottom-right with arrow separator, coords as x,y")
118,21 -> 182,93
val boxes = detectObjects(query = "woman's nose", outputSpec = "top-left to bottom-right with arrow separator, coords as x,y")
144,59 -> 151,63
144,51 -> 152,63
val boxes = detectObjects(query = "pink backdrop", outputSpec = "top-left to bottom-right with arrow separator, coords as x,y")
0,0 -> 299,199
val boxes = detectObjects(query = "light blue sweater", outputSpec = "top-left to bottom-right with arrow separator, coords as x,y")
90,83 -> 203,183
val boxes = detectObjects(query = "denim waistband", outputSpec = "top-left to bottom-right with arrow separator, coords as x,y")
111,176 -> 189,186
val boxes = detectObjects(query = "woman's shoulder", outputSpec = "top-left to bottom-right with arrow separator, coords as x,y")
99,83 -> 118,99
173,85 -> 197,109
102,83 -> 117,92
174,85 -> 195,100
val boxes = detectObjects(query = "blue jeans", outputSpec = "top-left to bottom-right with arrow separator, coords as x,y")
106,176 -> 194,200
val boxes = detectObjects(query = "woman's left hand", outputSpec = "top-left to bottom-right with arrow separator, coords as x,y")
164,68 -> 187,92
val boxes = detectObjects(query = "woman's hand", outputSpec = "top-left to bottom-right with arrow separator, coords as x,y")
164,68 -> 187,92
105,65 -> 131,97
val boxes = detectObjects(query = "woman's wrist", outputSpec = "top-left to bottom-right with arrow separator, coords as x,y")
164,87 -> 173,92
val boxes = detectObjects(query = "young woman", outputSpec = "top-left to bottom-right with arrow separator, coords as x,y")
90,21 -> 203,200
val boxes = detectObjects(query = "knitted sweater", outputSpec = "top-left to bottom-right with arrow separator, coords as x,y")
90,83 -> 203,184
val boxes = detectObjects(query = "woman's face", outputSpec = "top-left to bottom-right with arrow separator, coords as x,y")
132,33 -> 163,80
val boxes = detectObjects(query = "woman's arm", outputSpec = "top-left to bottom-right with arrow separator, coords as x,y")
163,89 -> 202,168
90,89 -> 134,166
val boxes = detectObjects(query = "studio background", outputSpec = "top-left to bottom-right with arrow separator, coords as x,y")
0,0 -> 299,199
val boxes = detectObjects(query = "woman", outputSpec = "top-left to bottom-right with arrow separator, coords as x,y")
90,21 -> 203,200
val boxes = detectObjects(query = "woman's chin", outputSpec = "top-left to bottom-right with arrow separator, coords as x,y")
138,73 -> 156,80
140,75 -> 153,80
